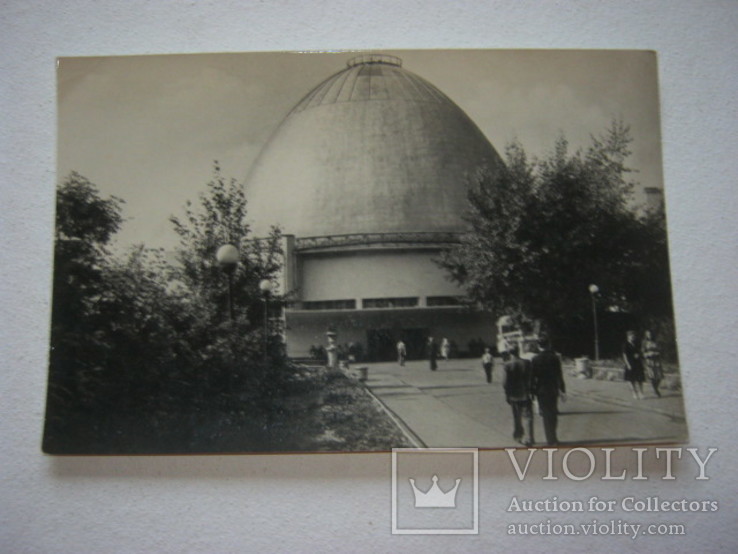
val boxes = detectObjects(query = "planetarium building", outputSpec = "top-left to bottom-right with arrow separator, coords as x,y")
246,54 -> 504,360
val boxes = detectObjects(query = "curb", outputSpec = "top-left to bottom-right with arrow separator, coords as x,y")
361,382 -> 427,449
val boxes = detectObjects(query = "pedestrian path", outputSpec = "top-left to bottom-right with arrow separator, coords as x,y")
355,358 -> 688,449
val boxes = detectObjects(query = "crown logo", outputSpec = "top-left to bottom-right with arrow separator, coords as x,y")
409,475 -> 461,508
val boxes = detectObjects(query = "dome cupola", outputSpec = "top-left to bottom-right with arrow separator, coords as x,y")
246,54 -> 503,237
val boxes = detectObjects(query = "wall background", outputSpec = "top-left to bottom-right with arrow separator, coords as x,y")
1,1 -> 736,551
301,252 -> 461,301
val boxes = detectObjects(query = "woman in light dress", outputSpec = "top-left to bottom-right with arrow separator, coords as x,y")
642,330 -> 664,397
441,337 -> 450,360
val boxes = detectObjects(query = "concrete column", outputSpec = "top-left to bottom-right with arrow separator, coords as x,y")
281,234 -> 297,297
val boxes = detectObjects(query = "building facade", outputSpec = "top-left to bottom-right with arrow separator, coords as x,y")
245,54 -> 504,360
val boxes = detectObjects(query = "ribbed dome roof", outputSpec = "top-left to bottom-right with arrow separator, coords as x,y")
246,55 -> 503,237
290,55 -> 451,114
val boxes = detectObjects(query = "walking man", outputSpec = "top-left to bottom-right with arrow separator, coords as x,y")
623,330 -> 645,399
504,345 -> 534,446
397,339 -> 407,367
531,336 -> 566,446
427,336 -> 438,371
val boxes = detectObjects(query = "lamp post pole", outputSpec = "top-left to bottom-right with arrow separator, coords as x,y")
259,279 -> 273,366
216,244 -> 240,322
589,284 -> 600,361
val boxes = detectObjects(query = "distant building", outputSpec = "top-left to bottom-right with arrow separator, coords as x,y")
246,55 -> 504,360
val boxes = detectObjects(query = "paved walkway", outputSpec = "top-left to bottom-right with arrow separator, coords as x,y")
353,358 -> 687,449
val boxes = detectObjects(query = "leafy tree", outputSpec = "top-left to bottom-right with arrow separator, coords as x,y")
93,246 -> 199,411
46,167 -> 292,453
170,163 -> 282,319
47,172 -> 124,412
439,121 -> 674,356
46,174 -> 199,451
169,162 -> 286,395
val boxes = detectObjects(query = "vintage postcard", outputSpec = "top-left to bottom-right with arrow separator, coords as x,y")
44,50 -> 686,454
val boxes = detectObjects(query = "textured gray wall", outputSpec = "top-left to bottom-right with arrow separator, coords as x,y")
1,1 -> 737,552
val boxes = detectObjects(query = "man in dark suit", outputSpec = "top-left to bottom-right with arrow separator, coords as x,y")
503,345 -> 534,446
531,337 -> 566,446
427,336 -> 437,371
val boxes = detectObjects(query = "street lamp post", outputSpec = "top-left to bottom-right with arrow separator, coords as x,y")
259,279 -> 273,365
216,244 -> 239,321
589,284 -> 600,361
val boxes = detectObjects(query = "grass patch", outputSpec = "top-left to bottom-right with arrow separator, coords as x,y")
43,364 -> 412,454
270,366 -> 413,452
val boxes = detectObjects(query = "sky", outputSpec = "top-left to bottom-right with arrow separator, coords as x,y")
57,49 -> 664,252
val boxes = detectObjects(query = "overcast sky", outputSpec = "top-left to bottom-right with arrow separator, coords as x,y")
58,49 -> 663,252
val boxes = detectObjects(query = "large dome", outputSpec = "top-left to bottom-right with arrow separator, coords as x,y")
246,54 -> 503,237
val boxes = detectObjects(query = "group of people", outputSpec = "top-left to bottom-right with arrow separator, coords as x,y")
623,329 -> 664,399
396,337 -> 451,369
395,329 -> 664,447
501,337 -> 566,447
499,329 -> 665,446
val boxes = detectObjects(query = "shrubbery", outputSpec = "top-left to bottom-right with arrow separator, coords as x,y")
44,167 -> 293,453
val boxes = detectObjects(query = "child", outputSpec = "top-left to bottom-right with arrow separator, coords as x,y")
481,347 -> 494,383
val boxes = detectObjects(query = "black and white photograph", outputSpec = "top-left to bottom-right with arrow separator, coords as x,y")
45,49 -> 686,454
4,1 -> 738,552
